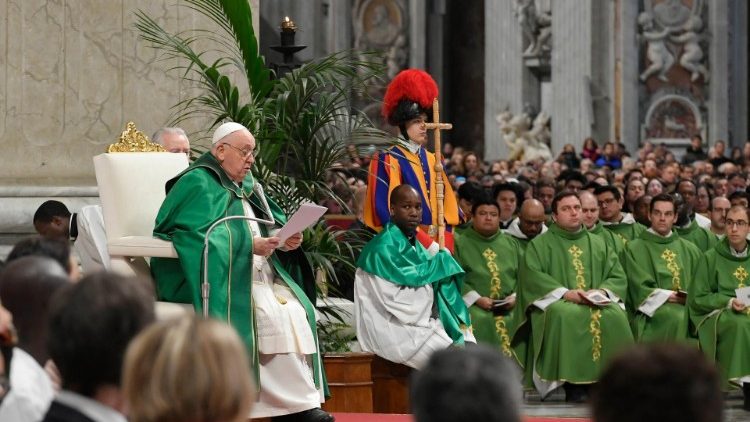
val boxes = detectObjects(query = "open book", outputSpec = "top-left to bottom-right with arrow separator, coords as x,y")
581,290 -> 611,306
492,293 -> 517,310
736,286 -> 750,306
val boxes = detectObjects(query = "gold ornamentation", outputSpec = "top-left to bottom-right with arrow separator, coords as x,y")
590,308 -> 602,362
494,316 -> 512,357
616,233 -> 628,245
569,245 -> 587,289
660,248 -> 682,291
107,122 -> 166,153
482,248 -> 502,298
734,266 -> 749,287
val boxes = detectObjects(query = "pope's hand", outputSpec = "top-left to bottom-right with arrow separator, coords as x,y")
284,232 -> 303,251
731,298 -> 747,312
475,297 -> 493,311
254,236 -> 280,257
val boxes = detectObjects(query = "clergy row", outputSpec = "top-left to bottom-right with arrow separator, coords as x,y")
354,185 -> 750,408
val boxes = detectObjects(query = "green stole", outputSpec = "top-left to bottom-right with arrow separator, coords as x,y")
623,229 -> 701,341
357,223 -> 471,344
151,152 -> 326,393
455,227 -> 521,356
675,218 -> 719,251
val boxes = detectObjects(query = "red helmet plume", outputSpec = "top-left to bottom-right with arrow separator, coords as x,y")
381,69 -> 438,126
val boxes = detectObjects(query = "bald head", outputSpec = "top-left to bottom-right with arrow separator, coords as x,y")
519,199 -> 546,239
578,191 -> 599,229
390,184 -> 420,206
520,199 -> 545,219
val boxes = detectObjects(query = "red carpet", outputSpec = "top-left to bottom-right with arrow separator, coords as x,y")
331,414 -> 588,422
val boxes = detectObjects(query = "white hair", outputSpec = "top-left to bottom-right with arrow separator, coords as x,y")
152,127 -> 188,146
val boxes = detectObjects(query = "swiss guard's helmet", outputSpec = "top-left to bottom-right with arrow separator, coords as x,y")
381,69 -> 438,127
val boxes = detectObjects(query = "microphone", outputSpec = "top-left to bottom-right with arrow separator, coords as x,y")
200,181 -> 276,317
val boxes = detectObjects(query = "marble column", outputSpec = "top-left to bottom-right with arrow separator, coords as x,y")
708,0 -> 730,145
728,0 -> 748,147
550,0 -> 594,153
483,0 -> 525,161
409,0 -> 426,69
617,0 -> 641,153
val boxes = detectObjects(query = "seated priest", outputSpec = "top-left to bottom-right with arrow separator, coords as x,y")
355,184 -> 475,369
623,193 -> 701,342
513,191 -> 633,402
454,195 -> 521,359
690,205 -> 750,410
150,122 -> 332,422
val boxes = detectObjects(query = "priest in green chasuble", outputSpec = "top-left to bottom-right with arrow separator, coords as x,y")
690,205 -> 750,410
579,191 -> 624,257
674,191 -> 719,251
455,196 -> 521,358
623,194 -> 701,342
151,123 -> 331,422
594,185 -> 646,245
513,191 -> 633,402
503,199 -> 548,254
355,185 -> 474,369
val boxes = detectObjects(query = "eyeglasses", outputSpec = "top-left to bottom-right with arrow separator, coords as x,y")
726,220 -> 749,228
222,143 -> 259,158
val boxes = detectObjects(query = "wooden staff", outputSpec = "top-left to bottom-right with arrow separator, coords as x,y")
424,98 -> 452,249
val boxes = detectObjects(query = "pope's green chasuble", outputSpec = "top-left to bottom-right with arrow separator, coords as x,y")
150,152 -> 325,392
514,224 -> 633,394
690,238 -> 750,388
357,223 -> 472,345
455,227 -> 521,357
675,218 -> 719,251
623,230 -> 701,342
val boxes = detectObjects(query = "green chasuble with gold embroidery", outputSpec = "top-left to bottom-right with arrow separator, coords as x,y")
690,238 -> 750,388
675,218 -> 719,251
623,230 -> 701,342
588,222 -> 625,258
514,224 -> 633,392
602,217 -> 646,246
151,152 -> 326,393
455,227 -> 521,358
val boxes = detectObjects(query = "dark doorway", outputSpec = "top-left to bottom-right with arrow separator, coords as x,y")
443,0 -> 485,157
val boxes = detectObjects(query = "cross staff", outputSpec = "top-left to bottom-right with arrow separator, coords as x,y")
424,98 -> 452,249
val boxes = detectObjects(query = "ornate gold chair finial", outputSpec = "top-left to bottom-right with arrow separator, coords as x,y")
107,122 -> 166,153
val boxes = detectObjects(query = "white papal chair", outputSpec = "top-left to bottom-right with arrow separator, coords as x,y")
93,122 -> 193,318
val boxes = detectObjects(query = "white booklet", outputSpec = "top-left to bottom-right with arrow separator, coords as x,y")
582,290 -> 612,306
736,286 -> 750,306
275,203 -> 328,244
492,293 -> 517,310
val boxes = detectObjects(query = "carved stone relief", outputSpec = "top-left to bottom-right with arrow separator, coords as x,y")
639,0 -> 708,144
514,0 -> 552,60
353,0 -> 409,129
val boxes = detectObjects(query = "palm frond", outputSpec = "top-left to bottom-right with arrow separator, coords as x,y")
217,0 -> 273,99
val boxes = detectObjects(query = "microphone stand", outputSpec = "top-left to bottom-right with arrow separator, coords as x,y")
201,183 -> 276,318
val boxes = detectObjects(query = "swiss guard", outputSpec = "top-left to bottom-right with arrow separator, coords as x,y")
363,69 -> 461,251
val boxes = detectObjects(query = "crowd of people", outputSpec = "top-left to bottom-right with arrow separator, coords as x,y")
0,64 -> 748,422
349,68 -> 750,417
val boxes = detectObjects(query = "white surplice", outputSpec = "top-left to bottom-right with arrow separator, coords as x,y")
242,201 -> 324,418
354,267 -> 455,369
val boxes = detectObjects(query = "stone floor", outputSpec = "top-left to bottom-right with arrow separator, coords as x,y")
522,390 -> 750,421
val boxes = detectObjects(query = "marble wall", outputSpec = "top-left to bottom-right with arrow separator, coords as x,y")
0,0 -> 259,235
